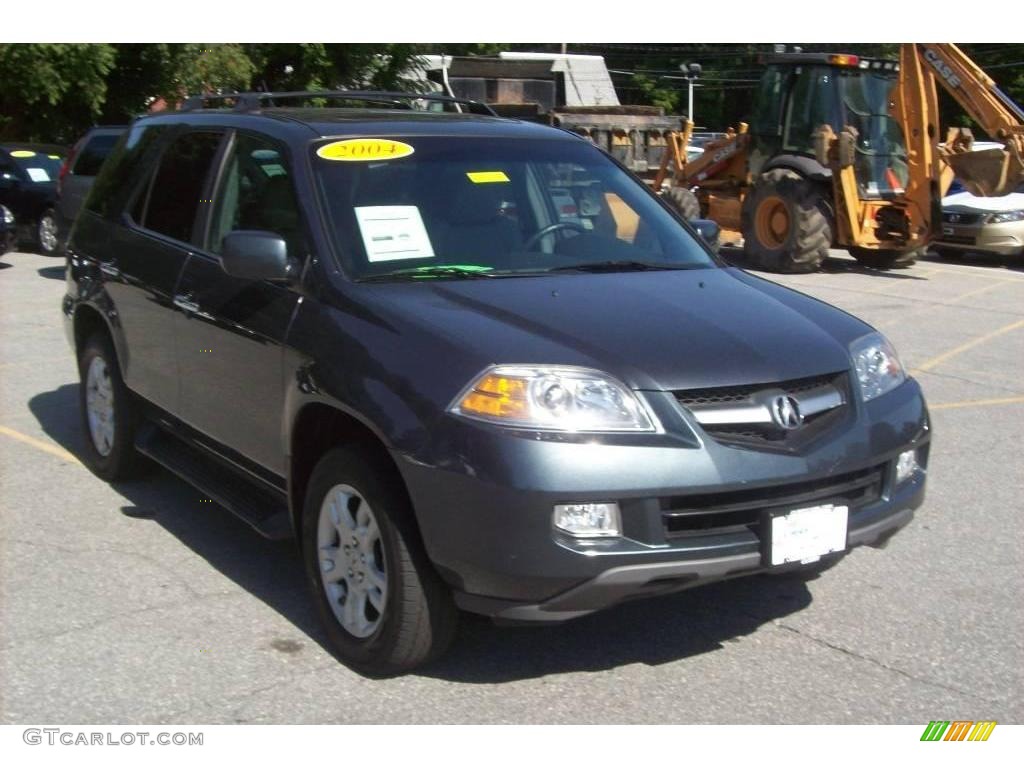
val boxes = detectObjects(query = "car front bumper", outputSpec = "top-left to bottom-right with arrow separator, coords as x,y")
935,218 -> 1024,256
396,377 -> 930,622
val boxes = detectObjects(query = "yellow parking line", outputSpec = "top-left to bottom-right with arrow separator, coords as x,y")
0,425 -> 80,464
929,395 -> 1024,411
912,318 -> 1024,373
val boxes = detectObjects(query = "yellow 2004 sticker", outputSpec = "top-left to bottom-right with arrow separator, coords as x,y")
10,150 -> 37,158
317,138 -> 414,162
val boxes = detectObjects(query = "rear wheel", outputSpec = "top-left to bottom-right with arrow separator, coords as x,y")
663,186 -> 700,220
78,333 -> 143,481
302,446 -> 458,675
849,246 -> 920,270
741,169 -> 832,273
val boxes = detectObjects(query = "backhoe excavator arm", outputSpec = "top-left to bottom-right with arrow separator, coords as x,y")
909,43 -> 1024,197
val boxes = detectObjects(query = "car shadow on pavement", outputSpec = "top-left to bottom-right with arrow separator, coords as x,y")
720,247 -> 930,280
0,261 -> 12,270
919,250 -> 1024,273
37,265 -> 66,280
29,383 -> 815,683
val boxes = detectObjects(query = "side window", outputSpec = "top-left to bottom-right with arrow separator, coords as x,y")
73,134 -> 121,177
208,133 -> 302,255
139,131 -> 223,244
85,123 -> 167,219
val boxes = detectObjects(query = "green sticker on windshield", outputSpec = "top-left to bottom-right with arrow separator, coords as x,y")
10,150 -> 36,158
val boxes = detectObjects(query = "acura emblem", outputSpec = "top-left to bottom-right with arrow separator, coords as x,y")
771,395 -> 803,430
948,213 -> 960,223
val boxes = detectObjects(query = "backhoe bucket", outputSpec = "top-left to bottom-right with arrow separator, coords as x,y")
945,147 -> 1024,197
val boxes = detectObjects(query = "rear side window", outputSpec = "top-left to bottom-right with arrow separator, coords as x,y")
72,133 -> 121,177
136,131 -> 223,244
85,124 -> 168,219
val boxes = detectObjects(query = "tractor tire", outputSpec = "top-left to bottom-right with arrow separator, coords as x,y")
741,169 -> 832,273
849,247 -> 920,270
663,186 -> 700,221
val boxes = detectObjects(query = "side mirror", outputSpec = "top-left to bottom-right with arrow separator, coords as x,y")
692,219 -> 721,254
220,230 -> 294,282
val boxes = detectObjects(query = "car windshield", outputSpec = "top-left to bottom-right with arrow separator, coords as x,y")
312,136 -> 715,280
7,149 -> 63,183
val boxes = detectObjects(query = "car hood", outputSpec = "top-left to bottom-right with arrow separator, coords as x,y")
366,267 -> 868,392
943,189 -> 1024,213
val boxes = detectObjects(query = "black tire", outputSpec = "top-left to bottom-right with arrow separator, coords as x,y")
741,168 -> 832,273
302,446 -> 458,676
849,246 -> 920,270
663,186 -> 700,220
36,208 -> 60,256
78,332 -> 143,481
933,246 -> 962,261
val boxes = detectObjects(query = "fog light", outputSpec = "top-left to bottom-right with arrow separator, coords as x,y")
896,449 -> 919,484
553,503 -> 621,538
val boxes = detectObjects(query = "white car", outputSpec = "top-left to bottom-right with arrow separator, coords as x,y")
934,142 -> 1024,258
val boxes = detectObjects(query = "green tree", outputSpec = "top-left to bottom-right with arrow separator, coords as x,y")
0,44 -> 116,143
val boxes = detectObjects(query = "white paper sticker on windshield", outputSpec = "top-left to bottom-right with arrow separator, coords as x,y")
354,206 -> 435,263
26,167 -> 51,182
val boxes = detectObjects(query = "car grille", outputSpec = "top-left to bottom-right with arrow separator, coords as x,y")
661,464 -> 885,538
942,211 -> 984,225
673,371 -> 850,452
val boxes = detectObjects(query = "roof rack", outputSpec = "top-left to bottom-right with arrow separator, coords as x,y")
180,90 -> 498,117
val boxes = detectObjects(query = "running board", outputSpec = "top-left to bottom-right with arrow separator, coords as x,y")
135,425 -> 292,540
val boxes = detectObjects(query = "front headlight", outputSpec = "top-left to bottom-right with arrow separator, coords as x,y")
1,205 -> 13,225
850,332 -> 906,401
449,365 -> 658,432
987,210 -> 1024,223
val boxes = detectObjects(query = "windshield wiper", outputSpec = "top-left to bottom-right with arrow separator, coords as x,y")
359,264 -> 495,282
547,260 -> 692,273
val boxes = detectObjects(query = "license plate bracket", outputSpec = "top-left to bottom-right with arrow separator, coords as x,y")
763,503 -> 849,567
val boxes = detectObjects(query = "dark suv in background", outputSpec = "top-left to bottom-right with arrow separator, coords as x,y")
64,91 -> 930,674
55,126 -> 126,254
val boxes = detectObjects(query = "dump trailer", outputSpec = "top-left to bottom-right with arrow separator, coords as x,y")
656,44 -> 1024,273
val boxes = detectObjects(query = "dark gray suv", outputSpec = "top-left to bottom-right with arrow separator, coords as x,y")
63,91 -> 930,674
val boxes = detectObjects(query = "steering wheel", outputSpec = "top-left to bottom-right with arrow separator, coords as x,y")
523,221 -> 589,251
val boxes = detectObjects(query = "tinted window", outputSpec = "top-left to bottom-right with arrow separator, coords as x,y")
85,123 -> 168,218
208,134 -> 303,255
313,136 -> 714,280
141,131 -> 222,243
73,133 -> 122,177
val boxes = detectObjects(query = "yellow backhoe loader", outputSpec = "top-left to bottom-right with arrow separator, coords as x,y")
655,44 -> 1024,272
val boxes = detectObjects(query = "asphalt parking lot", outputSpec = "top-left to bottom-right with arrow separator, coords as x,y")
1,248 -> 1022,724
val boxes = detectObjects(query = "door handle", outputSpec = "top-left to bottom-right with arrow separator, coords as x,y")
173,293 -> 201,314
99,261 -> 121,280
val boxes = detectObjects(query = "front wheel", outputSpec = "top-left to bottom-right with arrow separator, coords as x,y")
849,246 -> 920,270
36,209 -> 60,256
302,446 -> 458,675
663,186 -> 700,220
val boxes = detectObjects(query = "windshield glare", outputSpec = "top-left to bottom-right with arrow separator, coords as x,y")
313,136 -> 714,280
